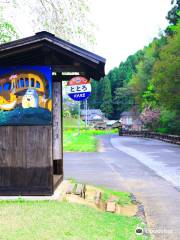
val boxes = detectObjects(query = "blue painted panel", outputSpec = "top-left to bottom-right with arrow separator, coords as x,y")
68,92 -> 91,101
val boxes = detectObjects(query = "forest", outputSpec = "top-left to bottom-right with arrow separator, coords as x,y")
88,0 -> 180,134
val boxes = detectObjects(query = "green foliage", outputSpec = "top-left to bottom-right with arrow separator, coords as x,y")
0,22 -> 17,43
157,109 -> 180,134
63,109 -> 71,118
157,109 -> 176,133
89,27 -> 180,133
88,79 -> 100,108
107,51 -> 143,93
113,87 -> 134,117
166,0 -> 180,35
167,0 -> 180,25
152,23 -> 180,111
100,76 -> 113,118
142,83 -> 157,109
0,8 -> 17,43
126,29 -> 180,134
88,50 -> 143,119
128,39 -> 161,108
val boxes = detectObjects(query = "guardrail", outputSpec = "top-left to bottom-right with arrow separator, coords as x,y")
118,130 -> 180,145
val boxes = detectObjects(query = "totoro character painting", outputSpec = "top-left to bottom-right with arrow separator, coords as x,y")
22,89 -> 39,108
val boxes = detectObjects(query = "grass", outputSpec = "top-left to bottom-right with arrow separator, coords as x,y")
63,117 -> 118,152
85,128 -> 118,135
99,187 -> 132,206
0,200 -> 147,240
68,180 -> 133,206
63,130 -> 98,152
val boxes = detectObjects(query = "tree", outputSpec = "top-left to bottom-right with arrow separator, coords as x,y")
87,49 -> 143,119
166,0 -> 180,35
108,67 -> 121,94
87,79 -> 100,109
100,76 -> 113,118
128,39 -> 162,108
158,109 -> 178,134
113,87 -> 134,118
142,83 -> 157,109
152,23 -> 180,111
0,7 -> 17,43
167,0 -> 180,25
140,108 -> 160,130
6,0 -> 95,48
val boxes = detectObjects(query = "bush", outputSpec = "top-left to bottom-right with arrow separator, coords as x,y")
156,109 -> 180,135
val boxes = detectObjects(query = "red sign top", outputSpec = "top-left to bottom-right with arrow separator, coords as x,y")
67,76 -> 90,86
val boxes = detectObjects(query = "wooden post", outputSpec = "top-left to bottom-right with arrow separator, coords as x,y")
52,80 -> 63,177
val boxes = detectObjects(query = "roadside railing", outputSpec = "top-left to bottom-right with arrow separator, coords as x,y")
118,130 -> 180,145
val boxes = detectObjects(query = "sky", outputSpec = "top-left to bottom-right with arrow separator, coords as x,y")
3,0 -> 172,73
90,0 -> 172,72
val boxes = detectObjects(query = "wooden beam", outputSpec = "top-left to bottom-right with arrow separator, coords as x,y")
52,74 -> 89,82
52,65 -> 86,73
0,43 -> 44,59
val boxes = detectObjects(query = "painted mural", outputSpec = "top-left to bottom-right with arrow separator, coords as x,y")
0,66 -> 52,125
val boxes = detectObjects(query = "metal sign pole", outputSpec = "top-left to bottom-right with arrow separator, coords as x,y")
78,101 -> 80,135
85,99 -> 88,128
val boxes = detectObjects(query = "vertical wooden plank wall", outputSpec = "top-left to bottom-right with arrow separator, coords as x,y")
0,126 -> 53,196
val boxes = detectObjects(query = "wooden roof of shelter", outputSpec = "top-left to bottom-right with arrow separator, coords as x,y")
0,31 -> 106,81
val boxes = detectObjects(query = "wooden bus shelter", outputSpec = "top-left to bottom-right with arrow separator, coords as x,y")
0,31 -> 105,196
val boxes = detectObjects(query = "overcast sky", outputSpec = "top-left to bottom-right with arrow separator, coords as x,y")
90,0 -> 172,72
6,0 -> 172,73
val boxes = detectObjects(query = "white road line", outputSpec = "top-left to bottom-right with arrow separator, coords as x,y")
146,151 -> 158,154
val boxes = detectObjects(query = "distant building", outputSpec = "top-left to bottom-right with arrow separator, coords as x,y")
106,120 -> 120,129
80,109 -> 105,122
120,110 -> 142,131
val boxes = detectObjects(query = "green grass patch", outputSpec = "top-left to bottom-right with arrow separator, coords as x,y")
85,128 -> 118,135
63,118 -> 118,152
99,187 -> 132,206
0,200 -> 147,240
63,130 -> 98,152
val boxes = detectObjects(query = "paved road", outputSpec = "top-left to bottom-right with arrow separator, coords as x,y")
64,135 -> 180,240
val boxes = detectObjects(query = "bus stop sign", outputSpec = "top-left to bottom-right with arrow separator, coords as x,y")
66,76 -> 91,101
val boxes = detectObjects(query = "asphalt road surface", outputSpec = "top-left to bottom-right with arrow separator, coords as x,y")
64,135 -> 180,240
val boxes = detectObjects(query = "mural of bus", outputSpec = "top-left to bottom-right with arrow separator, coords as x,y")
0,72 -> 52,112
